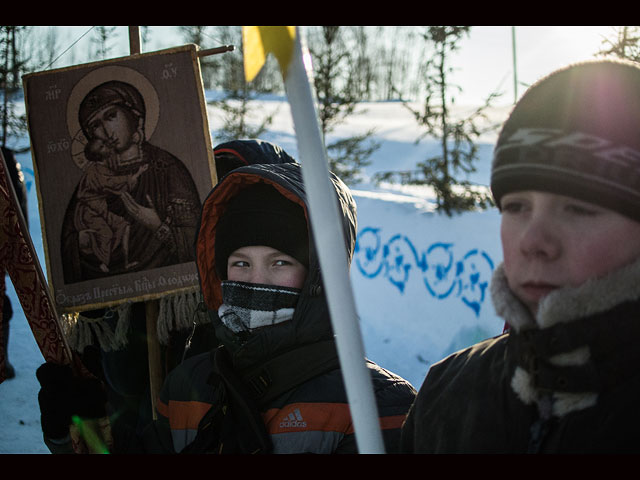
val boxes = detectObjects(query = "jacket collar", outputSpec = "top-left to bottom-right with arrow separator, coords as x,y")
491,256 -> 640,332
491,257 -> 640,418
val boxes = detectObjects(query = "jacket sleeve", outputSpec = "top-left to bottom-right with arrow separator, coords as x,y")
364,360 -> 418,453
399,403 -> 417,453
332,362 -> 416,454
140,353 -> 215,454
43,435 -> 76,454
141,410 -> 177,453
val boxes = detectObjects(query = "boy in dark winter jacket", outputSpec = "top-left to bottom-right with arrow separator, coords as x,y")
401,59 -> 640,453
139,161 -> 416,454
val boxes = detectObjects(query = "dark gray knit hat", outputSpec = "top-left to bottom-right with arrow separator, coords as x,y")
491,59 -> 640,222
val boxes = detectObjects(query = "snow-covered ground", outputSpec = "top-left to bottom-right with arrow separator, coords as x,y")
0,95 -> 510,453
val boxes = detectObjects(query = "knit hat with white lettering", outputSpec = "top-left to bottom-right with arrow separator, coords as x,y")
491,59 -> 640,223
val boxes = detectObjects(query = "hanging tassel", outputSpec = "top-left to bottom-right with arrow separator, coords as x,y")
61,308 -> 130,353
61,289 -> 208,351
156,289 -> 206,345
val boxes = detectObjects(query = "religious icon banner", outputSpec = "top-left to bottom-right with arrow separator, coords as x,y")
23,45 -> 217,313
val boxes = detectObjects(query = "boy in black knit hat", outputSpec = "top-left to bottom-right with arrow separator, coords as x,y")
213,183 -> 310,338
402,59 -> 640,453
136,162 -> 416,454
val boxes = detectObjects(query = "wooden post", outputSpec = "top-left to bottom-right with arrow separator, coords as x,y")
198,45 -> 235,57
127,25 -> 163,420
126,25 -> 234,421
128,26 -> 141,55
145,300 -> 162,420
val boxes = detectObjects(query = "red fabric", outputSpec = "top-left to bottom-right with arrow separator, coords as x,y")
0,152 -> 77,378
0,273 -> 5,383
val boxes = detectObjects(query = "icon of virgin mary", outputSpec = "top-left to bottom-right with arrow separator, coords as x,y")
61,77 -> 202,283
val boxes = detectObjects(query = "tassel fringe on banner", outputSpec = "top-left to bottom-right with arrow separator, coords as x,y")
60,290 -> 208,353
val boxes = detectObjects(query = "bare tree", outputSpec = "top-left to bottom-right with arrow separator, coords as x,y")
0,26 -> 30,150
179,26 -> 217,88
199,26 -> 278,143
371,27 -> 425,101
91,26 -> 117,60
38,26 -> 61,69
597,26 -> 640,62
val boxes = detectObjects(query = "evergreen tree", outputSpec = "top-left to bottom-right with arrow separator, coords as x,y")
374,26 -> 499,215
307,26 -> 379,185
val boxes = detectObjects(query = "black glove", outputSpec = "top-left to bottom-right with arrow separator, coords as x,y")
36,362 -> 107,440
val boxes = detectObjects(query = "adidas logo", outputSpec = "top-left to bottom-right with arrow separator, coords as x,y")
279,408 -> 307,428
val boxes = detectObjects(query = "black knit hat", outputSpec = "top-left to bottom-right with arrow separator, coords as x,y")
214,183 -> 309,279
491,59 -> 640,222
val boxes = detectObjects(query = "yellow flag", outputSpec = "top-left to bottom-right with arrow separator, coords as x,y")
242,26 -> 296,82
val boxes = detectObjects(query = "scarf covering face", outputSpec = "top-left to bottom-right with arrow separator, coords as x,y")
218,281 -> 301,334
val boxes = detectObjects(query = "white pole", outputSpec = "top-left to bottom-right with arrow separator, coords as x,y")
283,27 -> 385,454
512,26 -> 518,104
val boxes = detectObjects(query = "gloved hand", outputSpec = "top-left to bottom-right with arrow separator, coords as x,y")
36,362 -> 107,440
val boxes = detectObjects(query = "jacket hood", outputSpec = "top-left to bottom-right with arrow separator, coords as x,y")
213,139 -> 297,179
195,162 -> 357,365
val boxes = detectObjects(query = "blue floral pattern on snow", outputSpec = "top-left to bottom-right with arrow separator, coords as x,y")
354,227 -> 494,317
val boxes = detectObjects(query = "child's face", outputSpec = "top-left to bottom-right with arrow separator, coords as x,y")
226,245 -> 308,289
500,190 -> 640,315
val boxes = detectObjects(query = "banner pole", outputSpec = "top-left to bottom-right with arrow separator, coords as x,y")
283,27 -> 385,454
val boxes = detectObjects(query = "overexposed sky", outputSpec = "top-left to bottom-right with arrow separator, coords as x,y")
43,26 -> 620,106
452,26 -> 616,106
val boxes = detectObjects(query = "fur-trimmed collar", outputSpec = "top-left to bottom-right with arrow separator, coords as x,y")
490,257 -> 640,418
491,256 -> 640,332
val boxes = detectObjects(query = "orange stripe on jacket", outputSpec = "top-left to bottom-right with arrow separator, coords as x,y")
262,403 -> 408,435
156,400 -> 408,435
157,400 -> 212,430
379,414 -> 409,431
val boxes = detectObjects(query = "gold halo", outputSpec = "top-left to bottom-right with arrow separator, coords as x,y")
67,65 -> 160,169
